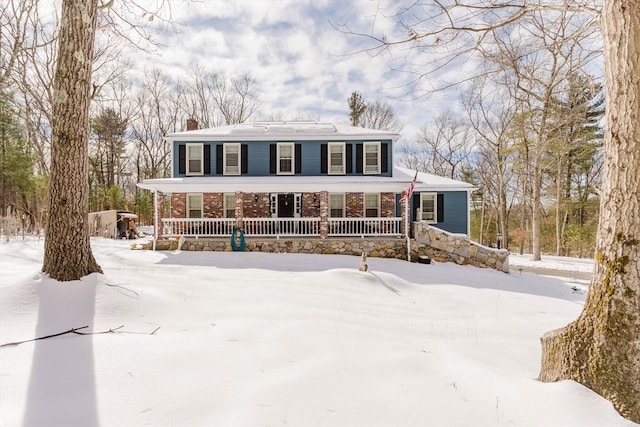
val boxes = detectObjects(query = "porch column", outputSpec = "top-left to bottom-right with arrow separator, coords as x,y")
401,196 -> 409,238
235,191 -> 244,228
319,191 -> 329,239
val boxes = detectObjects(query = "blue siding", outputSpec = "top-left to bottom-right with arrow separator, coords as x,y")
439,191 -> 468,234
410,191 -> 469,234
173,139 -> 393,177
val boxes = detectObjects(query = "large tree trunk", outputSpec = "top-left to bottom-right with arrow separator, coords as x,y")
42,0 -> 102,281
539,1 -> 640,423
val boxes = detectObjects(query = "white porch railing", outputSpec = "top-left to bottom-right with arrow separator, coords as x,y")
160,217 -> 402,238
162,218 -> 236,237
328,217 -> 402,237
243,217 -> 321,237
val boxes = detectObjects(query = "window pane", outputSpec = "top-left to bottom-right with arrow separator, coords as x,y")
364,194 -> 379,217
224,194 -> 235,218
189,160 -> 201,173
187,145 -> 202,173
422,194 -> 436,221
364,144 -> 379,173
279,144 -> 293,173
188,194 -> 202,218
329,194 -> 344,217
225,145 -> 239,174
329,144 -> 344,173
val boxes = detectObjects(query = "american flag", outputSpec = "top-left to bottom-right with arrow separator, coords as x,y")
400,171 -> 418,201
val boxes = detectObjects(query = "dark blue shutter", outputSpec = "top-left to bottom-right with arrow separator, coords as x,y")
320,144 -> 328,174
356,144 -> 363,174
270,144 -> 276,174
178,144 -> 186,175
241,144 -> 248,174
381,143 -> 388,173
437,194 -> 444,222
216,145 -> 223,175
346,144 -> 353,174
204,145 -> 211,175
412,193 -> 420,221
295,144 -> 302,174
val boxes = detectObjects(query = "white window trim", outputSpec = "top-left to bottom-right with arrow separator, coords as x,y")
328,142 -> 346,175
223,143 -> 241,176
420,193 -> 438,223
277,142 -> 295,175
364,193 -> 380,217
363,141 -> 381,175
223,193 -> 235,218
187,193 -> 203,218
329,193 -> 345,218
186,143 -> 204,176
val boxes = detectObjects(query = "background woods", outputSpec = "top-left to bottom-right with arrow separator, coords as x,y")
2,0 -> 604,258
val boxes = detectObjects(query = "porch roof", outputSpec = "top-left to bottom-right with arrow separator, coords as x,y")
137,167 -> 476,194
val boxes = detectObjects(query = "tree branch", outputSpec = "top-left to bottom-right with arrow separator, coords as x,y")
0,324 -> 160,348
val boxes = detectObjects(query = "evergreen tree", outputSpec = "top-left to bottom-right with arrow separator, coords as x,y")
347,91 -> 366,126
0,91 -> 35,220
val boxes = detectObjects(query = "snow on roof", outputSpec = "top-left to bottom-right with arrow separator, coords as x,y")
164,121 -> 400,142
137,166 -> 476,194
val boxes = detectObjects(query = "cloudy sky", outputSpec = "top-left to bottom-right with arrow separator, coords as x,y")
121,0 -> 458,142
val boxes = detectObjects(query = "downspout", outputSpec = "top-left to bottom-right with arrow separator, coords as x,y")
468,190 -> 472,238
153,189 -> 158,251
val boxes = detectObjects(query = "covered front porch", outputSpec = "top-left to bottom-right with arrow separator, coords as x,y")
160,216 -> 403,238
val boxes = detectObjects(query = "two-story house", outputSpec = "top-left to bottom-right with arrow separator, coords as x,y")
137,120 -> 476,242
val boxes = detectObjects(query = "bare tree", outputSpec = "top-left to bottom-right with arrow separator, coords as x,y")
42,0 -> 102,280
360,100 -> 402,131
342,2 -> 640,421
130,68 -> 183,180
409,111 -> 475,180
464,78 -> 518,250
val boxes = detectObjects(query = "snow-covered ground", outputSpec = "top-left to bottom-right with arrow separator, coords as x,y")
509,253 -> 595,274
0,237 -> 635,427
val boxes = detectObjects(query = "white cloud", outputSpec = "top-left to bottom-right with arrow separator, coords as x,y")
120,0 -> 457,142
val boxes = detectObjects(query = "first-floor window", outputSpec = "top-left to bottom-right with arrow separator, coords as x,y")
420,193 -> 437,222
277,143 -> 294,175
224,193 -> 235,218
364,193 -> 379,217
187,143 -> 203,175
329,193 -> 345,217
187,193 -> 202,218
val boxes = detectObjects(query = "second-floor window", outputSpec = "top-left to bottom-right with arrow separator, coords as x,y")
187,144 -> 203,175
364,142 -> 380,174
224,144 -> 240,175
278,143 -> 294,175
187,193 -> 202,218
328,143 -> 345,175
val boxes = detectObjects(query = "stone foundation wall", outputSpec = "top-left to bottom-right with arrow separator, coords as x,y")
150,227 -> 509,273
412,223 -> 509,272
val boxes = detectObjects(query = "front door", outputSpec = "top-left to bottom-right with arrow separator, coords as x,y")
277,193 -> 295,218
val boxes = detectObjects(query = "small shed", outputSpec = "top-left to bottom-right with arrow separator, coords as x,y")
89,210 -> 140,239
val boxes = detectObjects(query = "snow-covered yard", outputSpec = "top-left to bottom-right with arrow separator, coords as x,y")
0,238 -> 635,427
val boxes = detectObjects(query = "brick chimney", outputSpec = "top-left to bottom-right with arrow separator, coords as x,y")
186,118 -> 198,131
